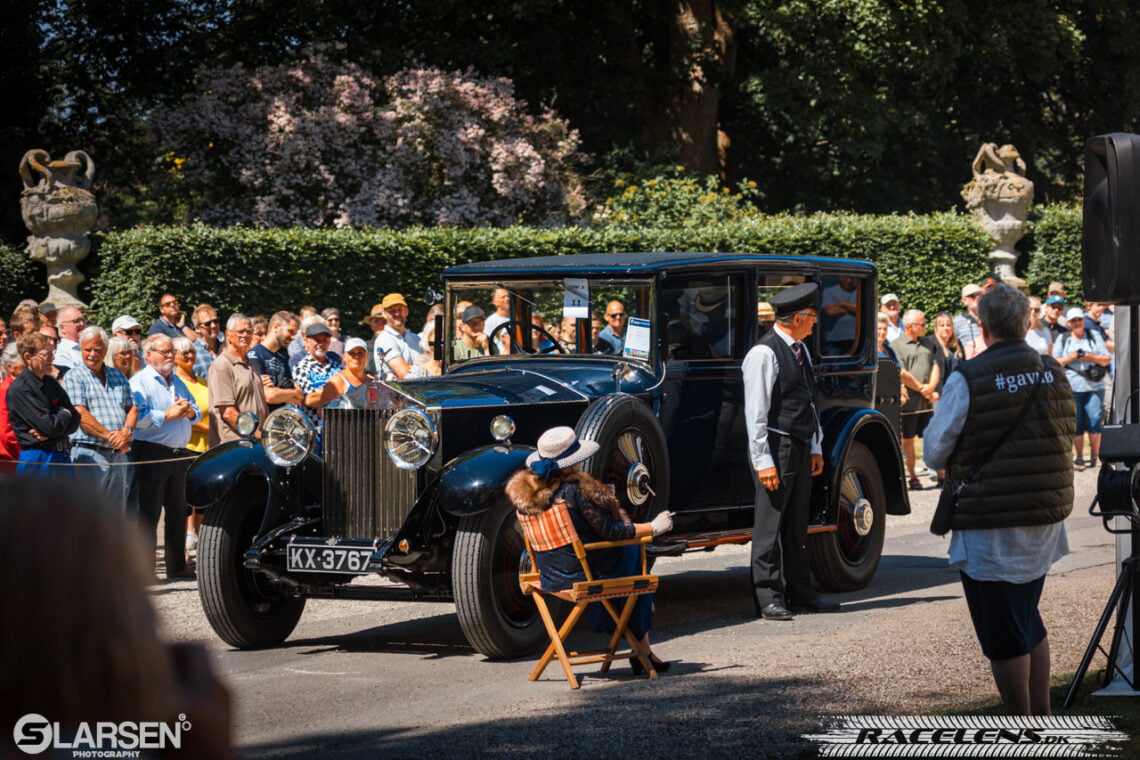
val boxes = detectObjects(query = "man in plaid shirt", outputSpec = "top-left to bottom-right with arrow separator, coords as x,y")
61,325 -> 137,514
292,322 -> 343,446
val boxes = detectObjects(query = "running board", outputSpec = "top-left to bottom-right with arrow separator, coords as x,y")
650,524 -> 838,554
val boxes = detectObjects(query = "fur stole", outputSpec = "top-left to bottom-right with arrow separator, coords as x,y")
506,467 -> 621,517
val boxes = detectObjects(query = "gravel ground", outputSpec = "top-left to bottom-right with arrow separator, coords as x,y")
149,466 -> 1134,758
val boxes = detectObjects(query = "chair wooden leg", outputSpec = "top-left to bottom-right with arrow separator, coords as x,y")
597,597 -> 632,673
530,595 -> 586,689
597,595 -> 655,678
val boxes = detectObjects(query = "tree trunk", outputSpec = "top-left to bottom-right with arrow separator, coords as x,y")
643,0 -> 736,177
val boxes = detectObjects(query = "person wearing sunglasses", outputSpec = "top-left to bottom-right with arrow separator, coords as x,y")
596,300 -> 627,355
147,293 -> 199,344
191,304 -> 223,377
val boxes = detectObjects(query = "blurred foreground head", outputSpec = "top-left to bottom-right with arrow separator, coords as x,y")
0,477 -> 179,724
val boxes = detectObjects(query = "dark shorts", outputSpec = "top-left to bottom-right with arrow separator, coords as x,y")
901,410 -> 931,439
960,572 -> 1047,661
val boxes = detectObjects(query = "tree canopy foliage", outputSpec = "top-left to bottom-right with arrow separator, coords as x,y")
4,1 -> 1140,241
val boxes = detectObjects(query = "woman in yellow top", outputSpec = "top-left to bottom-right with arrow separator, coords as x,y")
172,337 -> 210,555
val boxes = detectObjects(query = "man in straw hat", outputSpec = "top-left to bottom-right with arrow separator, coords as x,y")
742,282 -> 839,620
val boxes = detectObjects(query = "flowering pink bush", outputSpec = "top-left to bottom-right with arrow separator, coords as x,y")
154,47 -> 585,227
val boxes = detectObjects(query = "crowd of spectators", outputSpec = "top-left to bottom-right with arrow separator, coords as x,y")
874,278 -> 1116,490
0,288 -> 623,580
3,277 -> 1116,579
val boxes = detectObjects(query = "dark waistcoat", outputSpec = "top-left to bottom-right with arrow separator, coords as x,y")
949,340 -> 1076,529
759,330 -> 818,443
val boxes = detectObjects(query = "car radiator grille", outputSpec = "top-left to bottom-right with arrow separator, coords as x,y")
322,408 -> 418,539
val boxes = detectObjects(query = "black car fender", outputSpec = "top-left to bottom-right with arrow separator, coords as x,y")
185,440 -> 321,533
435,444 -> 534,518
819,407 -> 910,520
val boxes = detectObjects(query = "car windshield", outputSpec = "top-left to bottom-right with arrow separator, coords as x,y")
444,277 -> 654,366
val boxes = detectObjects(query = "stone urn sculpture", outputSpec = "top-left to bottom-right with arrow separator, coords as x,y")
19,149 -> 97,309
960,143 -> 1034,288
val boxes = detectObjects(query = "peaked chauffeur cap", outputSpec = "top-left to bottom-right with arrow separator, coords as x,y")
770,282 -> 819,317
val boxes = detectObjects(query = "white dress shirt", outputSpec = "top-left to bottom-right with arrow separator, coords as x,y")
742,324 -> 823,471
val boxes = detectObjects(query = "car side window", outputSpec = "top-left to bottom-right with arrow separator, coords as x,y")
662,275 -> 742,360
756,275 -> 808,341
818,274 -> 867,358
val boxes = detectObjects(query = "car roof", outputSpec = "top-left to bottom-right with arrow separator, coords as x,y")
443,251 -> 876,278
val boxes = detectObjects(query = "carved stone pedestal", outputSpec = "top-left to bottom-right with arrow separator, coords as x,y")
961,143 -> 1034,288
19,149 -> 97,309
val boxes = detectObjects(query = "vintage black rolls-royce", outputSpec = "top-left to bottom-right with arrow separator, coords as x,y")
186,252 -> 910,658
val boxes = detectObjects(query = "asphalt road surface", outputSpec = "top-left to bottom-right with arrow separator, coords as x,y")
154,467 -> 1129,759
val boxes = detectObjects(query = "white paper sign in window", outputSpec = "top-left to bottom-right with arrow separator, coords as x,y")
623,317 -> 651,360
563,278 -> 589,319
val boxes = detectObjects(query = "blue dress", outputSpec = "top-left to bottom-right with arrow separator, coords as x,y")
534,481 -> 653,638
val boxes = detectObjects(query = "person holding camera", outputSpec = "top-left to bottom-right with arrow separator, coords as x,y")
1052,307 -> 1111,470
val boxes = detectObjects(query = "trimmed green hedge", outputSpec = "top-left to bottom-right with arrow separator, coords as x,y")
1026,203 -> 1084,302
0,241 -> 42,318
86,214 -> 998,331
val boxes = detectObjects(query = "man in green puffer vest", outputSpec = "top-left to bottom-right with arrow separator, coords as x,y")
924,283 -> 1077,716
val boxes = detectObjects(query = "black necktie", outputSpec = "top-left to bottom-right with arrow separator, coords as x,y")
793,341 -> 820,432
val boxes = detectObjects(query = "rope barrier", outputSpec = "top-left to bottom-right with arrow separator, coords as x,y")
6,453 -> 200,468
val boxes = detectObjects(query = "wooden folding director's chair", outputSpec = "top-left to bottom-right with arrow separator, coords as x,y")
517,502 -> 660,689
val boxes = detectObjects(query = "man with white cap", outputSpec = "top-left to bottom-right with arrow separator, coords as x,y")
742,282 -> 837,620
1053,306 -> 1111,469
954,283 -> 983,348
880,293 -> 902,342
112,315 -> 144,375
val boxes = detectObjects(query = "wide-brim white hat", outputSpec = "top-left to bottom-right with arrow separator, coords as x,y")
526,426 -> 600,469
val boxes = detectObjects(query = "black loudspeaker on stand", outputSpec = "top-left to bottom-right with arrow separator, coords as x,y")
1062,470 -> 1140,709
1064,133 -> 1140,708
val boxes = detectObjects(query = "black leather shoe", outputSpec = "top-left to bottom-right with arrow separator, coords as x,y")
789,596 -> 840,613
630,655 -> 672,675
759,602 -> 794,620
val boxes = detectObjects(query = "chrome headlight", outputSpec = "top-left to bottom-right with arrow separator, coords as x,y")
262,407 -> 315,467
235,411 -> 259,438
489,415 -> 515,442
384,408 -> 438,469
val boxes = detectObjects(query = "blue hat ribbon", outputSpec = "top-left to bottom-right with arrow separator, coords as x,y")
529,439 -> 580,482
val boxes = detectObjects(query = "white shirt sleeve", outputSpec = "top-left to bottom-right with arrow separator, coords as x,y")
743,343 -> 779,471
923,371 -> 970,471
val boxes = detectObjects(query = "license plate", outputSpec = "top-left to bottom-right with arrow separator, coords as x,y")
286,544 -> 373,574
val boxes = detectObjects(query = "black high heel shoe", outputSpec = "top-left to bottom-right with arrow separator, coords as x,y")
629,655 -> 672,675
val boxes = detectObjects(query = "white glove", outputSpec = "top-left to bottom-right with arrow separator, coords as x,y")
649,511 -> 673,536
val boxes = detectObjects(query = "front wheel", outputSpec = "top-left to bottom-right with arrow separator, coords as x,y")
807,441 -> 886,591
453,499 -> 545,659
198,480 -> 306,649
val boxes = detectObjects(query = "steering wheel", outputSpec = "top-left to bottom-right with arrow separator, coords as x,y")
488,320 -> 566,354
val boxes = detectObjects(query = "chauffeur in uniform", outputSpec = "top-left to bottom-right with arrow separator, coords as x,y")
742,283 -> 840,620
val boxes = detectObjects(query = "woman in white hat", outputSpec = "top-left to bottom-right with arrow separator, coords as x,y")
506,426 -> 674,672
